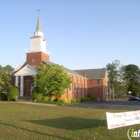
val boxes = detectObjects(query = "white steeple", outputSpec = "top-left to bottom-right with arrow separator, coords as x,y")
28,15 -> 50,55
34,15 -> 44,37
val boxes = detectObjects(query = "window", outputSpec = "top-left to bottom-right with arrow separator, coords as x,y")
89,88 -> 93,93
74,82 -> 76,90
97,79 -> 100,84
90,80 -> 92,84
78,83 -> 80,90
97,88 -> 100,93
69,84 -> 71,90
81,84 -> 83,90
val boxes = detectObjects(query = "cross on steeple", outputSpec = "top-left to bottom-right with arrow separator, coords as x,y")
37,9 -> 41,15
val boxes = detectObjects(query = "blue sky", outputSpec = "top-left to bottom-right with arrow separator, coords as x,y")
0,0 -> 140,70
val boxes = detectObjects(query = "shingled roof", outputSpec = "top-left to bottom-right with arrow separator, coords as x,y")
74,68 -> 107,79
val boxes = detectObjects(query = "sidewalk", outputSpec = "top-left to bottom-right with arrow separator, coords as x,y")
13,100 -> 58,107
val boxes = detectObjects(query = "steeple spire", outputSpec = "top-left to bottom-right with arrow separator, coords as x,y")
36,15 -> 42,32
34,14 -> 44,37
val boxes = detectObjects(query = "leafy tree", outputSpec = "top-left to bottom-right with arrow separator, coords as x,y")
33,64 -> 72,96
0,65 -> 11,91
106,60 -> 128,95
0,75 -> 4,91
4,65 -> 14,75
124,64 -> 140,96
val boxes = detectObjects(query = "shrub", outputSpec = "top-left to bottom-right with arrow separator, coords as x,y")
76,98 -> 81,103
87,93 -> 94,100
63,99 -> 71,103
36,94 -> 43,102
32,87 -> 43,102
81,97 -> 92,102
32,92 -> 37,101
58,98 -> 63,103
71,98 -> 81,103
0,93 -> 7,101
32,92 -> 43,102
42,96 -> 49,102
58,98 -> 71,103
7,86 -> 19,101
71,99 -> 77,103
50,96 -> 56,102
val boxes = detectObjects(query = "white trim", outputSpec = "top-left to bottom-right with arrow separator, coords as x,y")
15,76 -> 18,87
20,76 -> 24,97
14,65 -> 37,76
11,62 -> 26,75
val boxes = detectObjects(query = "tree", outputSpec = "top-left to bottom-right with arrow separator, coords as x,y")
4,65 -> 14,75
33,64 -> 72,96
124,64 -> 140,96
0,75 -> 4,91
0,65 -> 11,91
106,60 -> 129,96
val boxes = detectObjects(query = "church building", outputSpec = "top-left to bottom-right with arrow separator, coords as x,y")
11,15 -> 108,101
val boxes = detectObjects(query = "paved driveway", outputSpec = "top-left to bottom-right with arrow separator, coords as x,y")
66,100 -> 140,110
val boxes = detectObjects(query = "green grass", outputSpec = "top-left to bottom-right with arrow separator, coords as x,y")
0,102 -> 139,140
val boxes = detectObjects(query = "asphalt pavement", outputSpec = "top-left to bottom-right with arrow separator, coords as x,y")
66,100 -> 140,110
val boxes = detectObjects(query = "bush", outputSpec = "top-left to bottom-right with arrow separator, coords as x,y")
63,99 -> 71,103
50,96 -> 56,102
76,98 -> 81,103
58,98 -> 71,103
36,94 -> 43,102
58,98 -> 63,103
42,96 -> 49,102
0,93 -> 7,101
81,97 -> 92,102
32,87 -> 43,102
87,93 -> 94,100
32,92 -> 43,102
71,98 -> 81,103
71,99 -> 77,103
7,86 -> 19,101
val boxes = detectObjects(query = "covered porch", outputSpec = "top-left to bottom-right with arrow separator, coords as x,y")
14,65 -> 37,97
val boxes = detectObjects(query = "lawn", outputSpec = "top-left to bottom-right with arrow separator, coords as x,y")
0,102 -> 138,140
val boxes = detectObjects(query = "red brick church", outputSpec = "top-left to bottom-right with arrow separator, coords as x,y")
11,15 -> 108,101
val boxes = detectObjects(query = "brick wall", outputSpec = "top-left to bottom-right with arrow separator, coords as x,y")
26,52 -> 49,66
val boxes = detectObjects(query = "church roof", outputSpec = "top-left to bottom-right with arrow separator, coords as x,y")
74,68 -> 107,79
12,61 -> 106,80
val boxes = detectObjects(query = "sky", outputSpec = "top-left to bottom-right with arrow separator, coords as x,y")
0,0 -> 140,70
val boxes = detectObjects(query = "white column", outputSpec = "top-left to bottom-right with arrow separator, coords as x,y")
20,76 -> 24,97
15,76 -> 18,87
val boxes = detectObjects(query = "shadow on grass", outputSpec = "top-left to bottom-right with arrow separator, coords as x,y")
0,122 -> 71,140
25,116 -> 106,130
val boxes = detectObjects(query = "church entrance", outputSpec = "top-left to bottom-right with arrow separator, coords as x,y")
24,76 -> 34,96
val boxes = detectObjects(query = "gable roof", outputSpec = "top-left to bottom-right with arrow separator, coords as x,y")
11,62 -> 26,75
14,64 -> 37,76
74,68 -> 107,79
12,60 -> 106,79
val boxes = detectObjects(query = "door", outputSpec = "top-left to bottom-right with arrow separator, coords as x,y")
24,76 -> 34,96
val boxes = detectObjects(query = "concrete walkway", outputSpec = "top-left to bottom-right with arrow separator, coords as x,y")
2,100 -> 58,107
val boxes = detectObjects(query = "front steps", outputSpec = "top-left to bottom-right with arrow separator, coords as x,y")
17,96 -> 32,102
